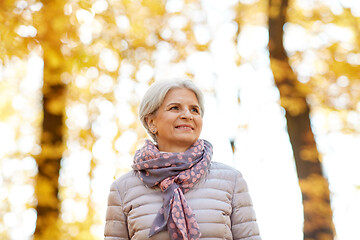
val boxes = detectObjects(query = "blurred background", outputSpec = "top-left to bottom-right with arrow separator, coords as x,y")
0,0 -> 360,239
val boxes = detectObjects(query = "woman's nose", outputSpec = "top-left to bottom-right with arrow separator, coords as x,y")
180,109 -> 193,120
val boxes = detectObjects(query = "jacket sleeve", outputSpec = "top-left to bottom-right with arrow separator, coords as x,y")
231,171 -> 262,240
104,181 -> 130,240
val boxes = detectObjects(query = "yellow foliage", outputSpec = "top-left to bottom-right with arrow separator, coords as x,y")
0,82 -> 16,120
51,16 -> 70,33
280,96 -> 308,116
269,5 -> 281,19
79,0 -> 93,12
270,58 -> 297,83
141,0 -> 165,15
43,46 -> 63,69
35,175 -> 59,208
37,141 -> 65,161
45,97 -> 66,115
35,215 -> 62,239
299,146 -> 318,162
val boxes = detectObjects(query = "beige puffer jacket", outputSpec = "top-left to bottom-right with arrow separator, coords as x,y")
104,162 -> 261,240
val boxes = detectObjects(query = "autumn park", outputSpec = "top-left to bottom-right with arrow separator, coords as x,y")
0,0 -> 359,239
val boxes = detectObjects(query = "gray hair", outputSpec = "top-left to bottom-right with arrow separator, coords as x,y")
139,78 -> 205,142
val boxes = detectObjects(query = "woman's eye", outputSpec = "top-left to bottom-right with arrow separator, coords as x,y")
191,108 -> 199,113
169,106 -> 179,110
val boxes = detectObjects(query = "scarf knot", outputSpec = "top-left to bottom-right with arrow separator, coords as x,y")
160,176 -> 176,192
132,139 -> 213,240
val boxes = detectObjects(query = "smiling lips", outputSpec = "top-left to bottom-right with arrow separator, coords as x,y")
175,124 -> 194,130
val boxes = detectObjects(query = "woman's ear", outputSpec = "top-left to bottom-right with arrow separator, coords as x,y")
146,115 -> 156,133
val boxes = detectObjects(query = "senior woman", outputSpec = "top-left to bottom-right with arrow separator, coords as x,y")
104,79 -> 261,240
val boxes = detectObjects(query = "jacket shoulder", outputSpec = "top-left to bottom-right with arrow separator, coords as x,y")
209,161 -> 243,178
210,161 -> 239,171
205,161 -> 250,196
111,170 -> 141,192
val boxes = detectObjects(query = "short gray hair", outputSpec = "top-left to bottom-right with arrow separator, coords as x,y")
139,78 -> 205,142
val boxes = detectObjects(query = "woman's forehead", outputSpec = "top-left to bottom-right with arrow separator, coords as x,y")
162,88 -> 199,105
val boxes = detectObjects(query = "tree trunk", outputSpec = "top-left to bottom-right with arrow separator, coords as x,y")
34,78 -> 65,240
34,1 -> 67,239
268,0 -> 334,239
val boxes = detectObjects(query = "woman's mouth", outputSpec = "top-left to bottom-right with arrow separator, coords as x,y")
175,125 -> 193,130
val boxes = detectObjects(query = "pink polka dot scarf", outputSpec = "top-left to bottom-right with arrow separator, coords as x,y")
132,139 -> 213,240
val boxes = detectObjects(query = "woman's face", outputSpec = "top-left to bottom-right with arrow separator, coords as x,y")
147,88 -> 203,152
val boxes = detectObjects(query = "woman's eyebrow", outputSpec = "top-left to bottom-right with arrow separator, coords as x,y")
166,102 -> 179,106
165,103 -> 200,108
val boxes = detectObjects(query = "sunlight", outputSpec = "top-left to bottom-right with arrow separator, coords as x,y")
16,25 -> 37,38
166,0 -> 184,13
115,130 -> 138,154
135,63 -> 154,83
115,15 -> 130,33
99,49 -> 119,72
0,124 -> 16,158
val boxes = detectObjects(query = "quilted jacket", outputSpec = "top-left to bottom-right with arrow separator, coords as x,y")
104,161 -> 261,240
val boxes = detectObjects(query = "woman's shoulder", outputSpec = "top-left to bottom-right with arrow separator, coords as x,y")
210,161 -> 241,174
208,161 -> 243,181
115,170 -> 137,180
111,170 -> 142,190
206,162 -> 250,194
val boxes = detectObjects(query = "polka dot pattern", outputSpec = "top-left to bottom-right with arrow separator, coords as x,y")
132,139 -> 213,240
